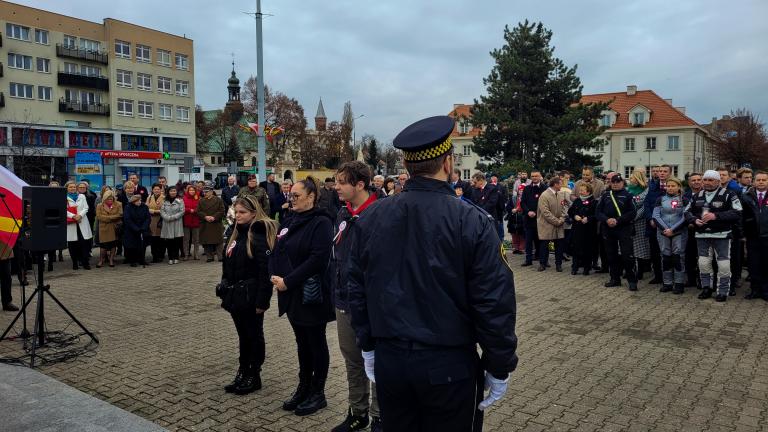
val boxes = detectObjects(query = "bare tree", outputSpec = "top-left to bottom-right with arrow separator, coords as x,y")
713,109 -> 768,169
5,110 -> 57,185
381,144 -> 401,175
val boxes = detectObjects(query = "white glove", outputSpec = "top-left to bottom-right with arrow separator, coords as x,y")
362,350 -> 375,383
478,371 -> 508,411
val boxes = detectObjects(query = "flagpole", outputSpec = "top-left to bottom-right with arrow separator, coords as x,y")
256,0 -> 267,182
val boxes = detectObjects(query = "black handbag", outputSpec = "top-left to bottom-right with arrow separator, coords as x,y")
218,278 -> 257,313
302,275 -> 323,305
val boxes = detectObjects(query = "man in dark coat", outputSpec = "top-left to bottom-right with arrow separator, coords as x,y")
643,164 -> 670,284
742,170 -> 768,301
259,173 -> 281,219
221,175 -> 240,208
123,194 -> 151,267
128,173 -> 149,202
519,171 -> 547,266
348,116 -> 518,432
596,174 -> 638,291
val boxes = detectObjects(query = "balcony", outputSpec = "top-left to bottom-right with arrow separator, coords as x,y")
59,99 -> 110,116
56,44 -> 108,65
57,71 -> 109,91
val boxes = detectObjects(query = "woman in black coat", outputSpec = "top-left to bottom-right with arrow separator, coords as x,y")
567,183 -> 598,275
123,194 -> 150,267
270,176 -> 334,417
219,195 -> 278,395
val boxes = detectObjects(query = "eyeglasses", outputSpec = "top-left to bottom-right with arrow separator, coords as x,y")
289,193 -> 303,200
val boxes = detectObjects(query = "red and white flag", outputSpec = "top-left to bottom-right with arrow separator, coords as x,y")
0,165 -> 27,259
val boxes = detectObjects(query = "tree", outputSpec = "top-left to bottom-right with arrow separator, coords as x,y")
362,134 -> 381,172
5,110 -> 56,185
322,121 -> 353,169
341,101 -> 354,147
381,144 -> 401,175
470,21 -> 608,174
195,108 -> 243,165
713,109 -> 768,169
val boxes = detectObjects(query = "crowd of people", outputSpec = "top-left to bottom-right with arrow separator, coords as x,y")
487,164 -> 767,302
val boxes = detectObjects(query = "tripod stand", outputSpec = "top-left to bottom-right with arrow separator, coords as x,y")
0,252 -> 99,367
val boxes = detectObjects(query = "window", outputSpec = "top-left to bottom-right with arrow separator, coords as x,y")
624,138 -> 635,152
594,142 -> 605,152
159,103 -> 173,120
63,35 -> 77,48
81,65 -> 101,77
8,53 -> 33,70
175,53 -> 188,70
600,115 -> 612,127
157,49 -> 171,67
9,83 -> 34,99
136,45 -> 151,63
34,29 -> 49,45
116,70 -> 133,87
117,99 -> 134,116
157,76 -> 172,93
36,58 -> 50,73
163,137 -> 187,153
115,40 -> 131,59
121,135 -> 159,152
138,101 -> 154,118
37,86 -> 52,101
6,23 -> 31,41
79,38 -> 100,52
671,165 -> 679,177
458,122 -> 470,134
462,145 -> 471,156
646,137 -> 657,150
463,169 -> 470,180
80,91 -> 99,105
176,106 -> 190,122
64,62 -> 79,74
624,166 -> 635,178
667,136 -> 680,151
633,112 -> 645,126
137,73 -> 152,91
175,80 -> 189,96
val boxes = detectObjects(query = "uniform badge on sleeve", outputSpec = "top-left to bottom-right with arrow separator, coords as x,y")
500,243 -> 513,273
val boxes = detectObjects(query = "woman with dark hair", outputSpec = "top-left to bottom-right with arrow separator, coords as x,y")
147,183 -> 165,263
182,184 -> 201,260
382,178 -> 396,196
270,176 -> 334,416
219,196 -> 278,395
123,194 -> 151,267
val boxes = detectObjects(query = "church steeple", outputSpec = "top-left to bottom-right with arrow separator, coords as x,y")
315,98 -> 327,131
225,57 -> 244,123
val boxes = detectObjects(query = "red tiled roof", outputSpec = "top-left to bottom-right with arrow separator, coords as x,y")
447,104 -> 481,137
580,90 -> 699,129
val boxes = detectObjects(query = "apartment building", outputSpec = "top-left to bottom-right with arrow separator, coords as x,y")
581,86 -> 718,178
0,0 -> 197,186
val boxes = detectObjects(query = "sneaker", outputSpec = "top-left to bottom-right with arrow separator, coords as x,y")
169,260 -> 175,265
331,408 -> 369,432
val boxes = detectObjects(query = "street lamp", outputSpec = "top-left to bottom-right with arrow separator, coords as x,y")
352,114 -> 365,147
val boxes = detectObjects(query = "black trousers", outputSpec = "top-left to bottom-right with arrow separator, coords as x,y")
648,230 -> 663,281
603,229 -> 637,283
150,236 -> 165,262
67,225 -> 90,268
747,237 -> 768,298
685,228 -> 700,286
165,237 -> 182,261
731,230 -> 744,285
0,258 -> 12,306
232,311 -> 265,369
375,341 -> 484,432
524,223 -> 539,264
539,238 -> 564,266
290,321 -> 329,383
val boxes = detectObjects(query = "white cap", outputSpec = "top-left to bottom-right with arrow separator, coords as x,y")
702,170 -> 720,181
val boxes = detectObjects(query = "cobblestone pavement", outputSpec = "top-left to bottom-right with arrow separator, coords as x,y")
2,250 -> 768,432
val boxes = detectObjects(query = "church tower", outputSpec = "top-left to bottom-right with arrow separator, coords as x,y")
315,98 -> 327,131
225,60 -> 243,123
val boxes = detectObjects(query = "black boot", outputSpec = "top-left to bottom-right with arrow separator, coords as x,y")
233,366 -> 261,395
628,281 -> 638,292
331,408 -> 369,432
370,416 -> 383,432
698,288 -> 713,300
282,379 -> 311,411
672,283 -> 684,295
660,284 -> 673,293
648,277 -> 662,285
224,367 -> 245,393
583,268 -> 590,276
604,280 -> 621,288
295,378 -> 327,416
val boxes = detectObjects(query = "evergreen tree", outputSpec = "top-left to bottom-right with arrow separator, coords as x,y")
471,21 -> 608,174
362,135 -> 380,172
223,131 -> 243,164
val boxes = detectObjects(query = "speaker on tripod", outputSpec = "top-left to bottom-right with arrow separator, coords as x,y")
1,186 -> 99,367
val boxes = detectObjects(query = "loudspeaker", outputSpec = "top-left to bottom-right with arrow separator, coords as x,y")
20,186 -> 67,252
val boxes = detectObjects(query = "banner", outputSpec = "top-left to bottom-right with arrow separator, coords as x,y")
0,165 -> 28,259
75,151 -> 103,192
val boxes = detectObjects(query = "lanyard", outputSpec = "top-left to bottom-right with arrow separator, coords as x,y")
609,191 -> 622,217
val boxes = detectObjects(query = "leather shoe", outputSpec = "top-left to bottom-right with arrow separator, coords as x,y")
728,286 -> 736,296
714,294 -> 727,302
283,380 -> 311,411
672,283 -> 684,295
537,265 -> 546,272
233,370 -> 261,395
628,282 -> 638,291
2,303 -> 19,312
521,262 -> 533,267
604,280 -> 621,288
648,277 -> 662,285
556,265 -> 563,272
698,289 -> 713,300
571,268 -> 578,275
745,291 -> 759,300
224,367 -> 245,393
660,284 -> 673,293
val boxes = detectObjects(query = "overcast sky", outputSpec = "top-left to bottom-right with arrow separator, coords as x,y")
20,0 -> 768,143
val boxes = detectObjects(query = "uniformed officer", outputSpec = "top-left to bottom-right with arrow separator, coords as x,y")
347,116 -> 518,432
595,174 -> 639,291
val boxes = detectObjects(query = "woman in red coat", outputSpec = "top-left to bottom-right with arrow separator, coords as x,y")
182,184 -> 201,260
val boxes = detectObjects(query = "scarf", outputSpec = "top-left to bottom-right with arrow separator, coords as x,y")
627,184 -> 644,196
68,192 -> 79,202
579,194 -> 592,201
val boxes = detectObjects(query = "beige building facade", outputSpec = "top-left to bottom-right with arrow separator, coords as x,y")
0,1 -> 198,186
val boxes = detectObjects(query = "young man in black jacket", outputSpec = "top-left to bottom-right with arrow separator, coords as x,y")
595,174 -> 639,291
738,170 -> 767,301
330,161 -> 381,432
520,171 -> 546,266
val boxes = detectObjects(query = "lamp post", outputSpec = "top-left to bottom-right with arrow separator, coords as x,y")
352,113 -> 365,149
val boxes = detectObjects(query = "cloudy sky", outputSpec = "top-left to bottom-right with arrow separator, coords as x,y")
20,0 -> 768,143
